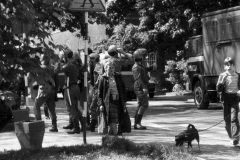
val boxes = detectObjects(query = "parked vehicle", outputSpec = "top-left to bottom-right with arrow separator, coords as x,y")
186,6 -> 240,109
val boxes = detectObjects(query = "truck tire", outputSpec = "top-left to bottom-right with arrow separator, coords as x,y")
149,92 -> 154,98
194,81 -> 209,109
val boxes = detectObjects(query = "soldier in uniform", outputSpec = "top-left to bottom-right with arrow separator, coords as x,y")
32,54 -> 58,132
56,49 -> 82,134
103,45 -> 132,73
132,48 -> 157,130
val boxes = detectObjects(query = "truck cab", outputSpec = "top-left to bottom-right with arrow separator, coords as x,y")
186,6 -> 240,109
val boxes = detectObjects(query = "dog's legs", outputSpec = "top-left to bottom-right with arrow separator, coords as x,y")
196,134 -> 200,151
187,141 -> 192,152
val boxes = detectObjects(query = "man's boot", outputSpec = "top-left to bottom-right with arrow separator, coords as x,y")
134,114 -> 147,130
63,117 -> 74,129
67,118 -> 80,134
49,119 -> 58,132
87,119 -> 97,132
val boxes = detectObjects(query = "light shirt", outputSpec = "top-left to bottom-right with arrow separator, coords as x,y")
225,72 -> 239,93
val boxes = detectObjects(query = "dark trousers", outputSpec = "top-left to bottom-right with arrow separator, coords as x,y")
34,90 -> 56,122
64,84 -> 81,125
223,93 -> 240,140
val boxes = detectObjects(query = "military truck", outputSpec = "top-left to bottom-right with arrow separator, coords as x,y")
186,6 -> 240,109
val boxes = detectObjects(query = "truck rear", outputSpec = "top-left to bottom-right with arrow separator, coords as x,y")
186,6 -> 240,109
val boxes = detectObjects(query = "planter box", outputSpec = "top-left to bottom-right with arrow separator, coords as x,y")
12,109 -> 30,122
14,121 -> 45,150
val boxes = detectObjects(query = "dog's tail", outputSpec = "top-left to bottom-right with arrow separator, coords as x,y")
187,124 -> 195,129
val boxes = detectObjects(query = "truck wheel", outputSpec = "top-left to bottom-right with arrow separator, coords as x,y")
149,93 -> 154,98
194,81 -> 209,109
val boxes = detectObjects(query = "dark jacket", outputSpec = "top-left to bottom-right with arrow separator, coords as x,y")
98,72 -> 127,123
132,63 -> 153,91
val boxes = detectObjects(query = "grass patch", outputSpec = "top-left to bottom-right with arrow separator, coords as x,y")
0,136 -> 198,160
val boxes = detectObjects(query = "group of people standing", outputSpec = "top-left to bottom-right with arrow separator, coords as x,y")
30,44 -> 156,136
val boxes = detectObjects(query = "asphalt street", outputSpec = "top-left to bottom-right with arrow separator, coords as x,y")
1,92 -> 240,160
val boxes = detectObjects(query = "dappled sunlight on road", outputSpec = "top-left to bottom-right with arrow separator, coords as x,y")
1,94 -> 240,159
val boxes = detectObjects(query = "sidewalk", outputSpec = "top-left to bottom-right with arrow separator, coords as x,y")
1,93 -> 240,160
0,93 -> 192,152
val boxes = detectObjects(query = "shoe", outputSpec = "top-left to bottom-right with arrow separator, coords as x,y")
49,127 -> 58,132
67,128 -> 80,134
63,124 -> 73,130
87,119 -> 97,132
231,139 -> 239,146
134,124 -> 147,130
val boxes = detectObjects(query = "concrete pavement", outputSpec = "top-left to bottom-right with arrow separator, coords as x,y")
1,92 -> 240,160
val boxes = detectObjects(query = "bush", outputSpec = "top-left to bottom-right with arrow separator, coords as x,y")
164,59 -> 189,92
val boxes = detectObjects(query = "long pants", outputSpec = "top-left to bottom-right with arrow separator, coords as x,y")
134,90 -> 149,115
34,90 -> 56,122
223,93 -> 240,140
64,84 -> 81,124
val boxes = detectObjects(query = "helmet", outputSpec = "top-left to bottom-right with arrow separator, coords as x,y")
89,53 -> 100,59
133,48 -> 147,60
89,53 -> 100,62
107,45 -> 118,56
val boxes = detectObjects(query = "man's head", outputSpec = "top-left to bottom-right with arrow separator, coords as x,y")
107,45 -> 118,57
104,61 -> 115,76
133,48 -> 147,62
224,57 -> 234,71
59,48 -> 73,63
89,53 -> 100,63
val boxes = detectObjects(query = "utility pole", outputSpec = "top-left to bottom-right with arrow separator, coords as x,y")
83,12 -> 88,144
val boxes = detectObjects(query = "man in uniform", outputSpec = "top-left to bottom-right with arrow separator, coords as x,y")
103,45 -> 132,73
56,49 -> 82,134
33,54 -> 58,132
132,48 -> 157,130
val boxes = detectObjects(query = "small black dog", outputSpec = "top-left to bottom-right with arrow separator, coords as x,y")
175,124 -> 200,150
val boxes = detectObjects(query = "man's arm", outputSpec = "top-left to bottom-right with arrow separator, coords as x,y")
118,48 -> 132,61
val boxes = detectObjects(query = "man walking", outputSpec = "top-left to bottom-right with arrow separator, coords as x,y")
216,57 -> 240,146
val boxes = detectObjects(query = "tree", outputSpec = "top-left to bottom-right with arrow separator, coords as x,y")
102,0 -> 240,91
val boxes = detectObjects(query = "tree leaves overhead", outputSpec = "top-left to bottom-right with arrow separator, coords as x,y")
0,0 -> 85,82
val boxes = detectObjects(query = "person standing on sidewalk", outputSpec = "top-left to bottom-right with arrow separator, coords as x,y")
87,53 -> 103,132
132,48 -> 157,130
32,54 -> 58,132
56,49 -> 82,134
98,61 -> 127,136
216,57 -> 240,146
